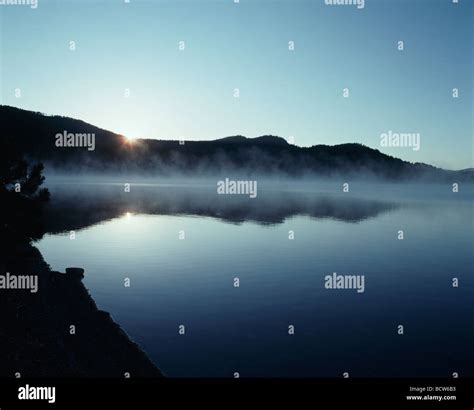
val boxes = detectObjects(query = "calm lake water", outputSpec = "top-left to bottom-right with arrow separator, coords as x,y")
36,180 -> 474,377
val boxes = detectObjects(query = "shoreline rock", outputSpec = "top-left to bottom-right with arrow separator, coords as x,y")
0,244 -> 162,377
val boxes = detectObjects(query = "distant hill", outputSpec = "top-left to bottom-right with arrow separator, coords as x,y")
1,105 -> 471,181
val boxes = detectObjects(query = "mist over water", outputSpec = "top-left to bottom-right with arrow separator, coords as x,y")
36,177 -> 474,377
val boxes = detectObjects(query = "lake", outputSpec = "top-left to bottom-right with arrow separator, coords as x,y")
35,179 -> 474,377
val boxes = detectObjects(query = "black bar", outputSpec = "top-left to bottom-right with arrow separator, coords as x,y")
0,378 -> 472,409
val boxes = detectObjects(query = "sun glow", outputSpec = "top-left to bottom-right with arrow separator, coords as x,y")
123,135 -> 136,143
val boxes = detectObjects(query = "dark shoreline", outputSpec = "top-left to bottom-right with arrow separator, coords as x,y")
1,243 -> 162,378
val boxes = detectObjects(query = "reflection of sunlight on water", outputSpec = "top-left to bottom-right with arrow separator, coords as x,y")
35,198 -> 474,377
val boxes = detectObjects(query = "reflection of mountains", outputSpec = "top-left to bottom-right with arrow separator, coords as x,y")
42,184 -> 398,233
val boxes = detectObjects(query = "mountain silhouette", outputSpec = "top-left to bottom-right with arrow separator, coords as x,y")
1,105 -> 471,181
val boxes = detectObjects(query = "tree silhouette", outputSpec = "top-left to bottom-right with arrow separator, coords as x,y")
0,135 -> 50,247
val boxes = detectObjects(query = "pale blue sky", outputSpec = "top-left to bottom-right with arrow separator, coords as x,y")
0,0 -> 472,169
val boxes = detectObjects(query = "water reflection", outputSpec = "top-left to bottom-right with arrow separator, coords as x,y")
42,183 -> 399,233
35,181 -> 474,377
